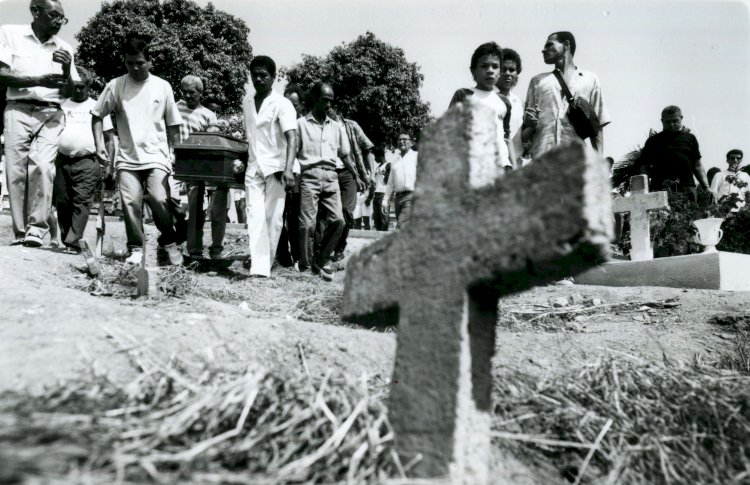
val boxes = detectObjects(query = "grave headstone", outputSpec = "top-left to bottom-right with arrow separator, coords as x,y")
612,175 -> 668,261
342,101 -> 613,482
136,238 -> 159,298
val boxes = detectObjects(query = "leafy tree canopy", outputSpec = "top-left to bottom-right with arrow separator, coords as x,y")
75,0 -> 252,112
282,32 -> 432,149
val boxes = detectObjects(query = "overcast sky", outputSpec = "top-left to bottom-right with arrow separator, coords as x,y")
2,0 -> 748,169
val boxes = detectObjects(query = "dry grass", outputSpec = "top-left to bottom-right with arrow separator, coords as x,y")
499,297 -> 681,332
70,256 -> 347,326
493,355 -> 750,484
0,344 -> 409,484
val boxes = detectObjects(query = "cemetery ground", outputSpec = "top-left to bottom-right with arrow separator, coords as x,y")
0,213 -> 749,484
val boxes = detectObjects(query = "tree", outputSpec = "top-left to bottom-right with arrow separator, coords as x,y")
75,0 -> 252,112
282,32 -> 432,149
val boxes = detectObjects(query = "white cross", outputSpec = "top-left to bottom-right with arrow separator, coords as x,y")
613,175 -> 669,261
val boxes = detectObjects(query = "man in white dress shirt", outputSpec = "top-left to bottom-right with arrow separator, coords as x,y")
383,133 -> 418,228
242,55 -> 297,277
0,0 -> 78,247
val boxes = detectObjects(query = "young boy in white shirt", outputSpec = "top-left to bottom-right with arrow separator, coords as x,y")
91,34 -> 184,266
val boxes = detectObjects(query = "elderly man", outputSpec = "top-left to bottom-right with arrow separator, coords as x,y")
0,0 -> 78,247
243,55 -> 297,277
639,105 -> 710,201
524,31 -> 610,161
176,75 -> 227,260
383,132 -> 418,228
296,81 -> 349,281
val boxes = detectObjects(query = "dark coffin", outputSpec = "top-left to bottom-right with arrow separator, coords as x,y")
173,132 -> 248,188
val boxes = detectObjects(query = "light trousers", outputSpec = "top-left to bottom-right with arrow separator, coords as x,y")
3,103 -> 65,239
246,170 -> 286,277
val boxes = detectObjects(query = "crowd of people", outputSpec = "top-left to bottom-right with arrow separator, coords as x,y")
1,0 -> 746,283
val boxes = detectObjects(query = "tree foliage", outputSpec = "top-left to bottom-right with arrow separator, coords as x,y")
75,0 -> 252,112
282,32 -> 432,149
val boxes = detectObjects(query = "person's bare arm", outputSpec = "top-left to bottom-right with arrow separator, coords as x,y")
0,64 -> 64,89
92,116 -> 108,165
282,129 -> 297,190
103,130 -> 116,178
693,158 -> 710,191
591,128 -> 604,155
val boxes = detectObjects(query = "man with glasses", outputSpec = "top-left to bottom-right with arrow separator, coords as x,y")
383,133 -> 418,228
0,0 -> 78,247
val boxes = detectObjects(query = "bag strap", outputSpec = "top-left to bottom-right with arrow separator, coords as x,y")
552,70 -> 575,102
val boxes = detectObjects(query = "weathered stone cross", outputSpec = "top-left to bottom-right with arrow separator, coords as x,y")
613,175 -> 668,261
342,102 -> 612,483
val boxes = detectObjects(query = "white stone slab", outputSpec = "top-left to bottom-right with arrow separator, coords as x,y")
576,251 -> 750,291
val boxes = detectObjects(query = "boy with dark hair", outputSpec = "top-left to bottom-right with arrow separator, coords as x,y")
92,33 -> 184,266
449,41 -> 512,172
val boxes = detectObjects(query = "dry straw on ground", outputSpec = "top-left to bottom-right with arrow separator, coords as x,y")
493,352 -> 750,484
0,337 -> 410,484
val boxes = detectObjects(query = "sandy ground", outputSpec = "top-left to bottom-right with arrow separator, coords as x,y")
1,213 -> 748,483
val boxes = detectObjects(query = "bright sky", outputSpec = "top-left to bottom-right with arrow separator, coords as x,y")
2,0 -> 749,169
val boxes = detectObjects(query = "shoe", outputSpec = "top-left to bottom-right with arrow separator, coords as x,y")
331,250 -> 345,263
10,237 -> 24,246
23,234 -> 43,247
163,243 -> 184,266
208,248 -> 225,260
312,262 -> 333,281
125,249 -> 143,266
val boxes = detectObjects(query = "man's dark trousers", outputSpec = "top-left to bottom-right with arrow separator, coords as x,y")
54,153 -> 101,249
298,166 -> 344,270
372,192 -> 389,231
276,188 -> 301,266
334,168 -> 357,253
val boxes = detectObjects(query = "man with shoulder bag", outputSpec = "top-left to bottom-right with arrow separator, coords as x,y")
523,31 -> 610,162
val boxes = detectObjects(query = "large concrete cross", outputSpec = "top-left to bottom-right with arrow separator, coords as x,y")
613,175 -> 668,261
342,102 -> 613,483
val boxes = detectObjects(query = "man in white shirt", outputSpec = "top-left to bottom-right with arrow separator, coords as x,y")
92,34 -> 184,266
710,149 -> 750,212
0,0 -> 78,247
54,69 -> 114,252
242,56 -> 297,277
383,133 -> 418,228
524,31 -> 610,161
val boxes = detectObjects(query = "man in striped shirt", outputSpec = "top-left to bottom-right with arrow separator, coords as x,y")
176,75 -> 225,259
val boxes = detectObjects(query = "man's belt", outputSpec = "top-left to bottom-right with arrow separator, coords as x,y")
8,99 -> 61,109
301,163 -> 337,172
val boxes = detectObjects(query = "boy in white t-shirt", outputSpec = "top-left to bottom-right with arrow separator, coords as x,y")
91,34 -> 184,266
53,69 -> 114,252
449,41 -> 513,172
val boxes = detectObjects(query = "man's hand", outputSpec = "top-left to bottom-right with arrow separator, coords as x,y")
355,176 -> 367,192
523,105 -> 539,129
282,169 -> 295,190
37,73 -> 65,89
381,204 -> 389,217
232,159 -> 246,175
52,49 -> 72,76
95,146 -> 109,167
